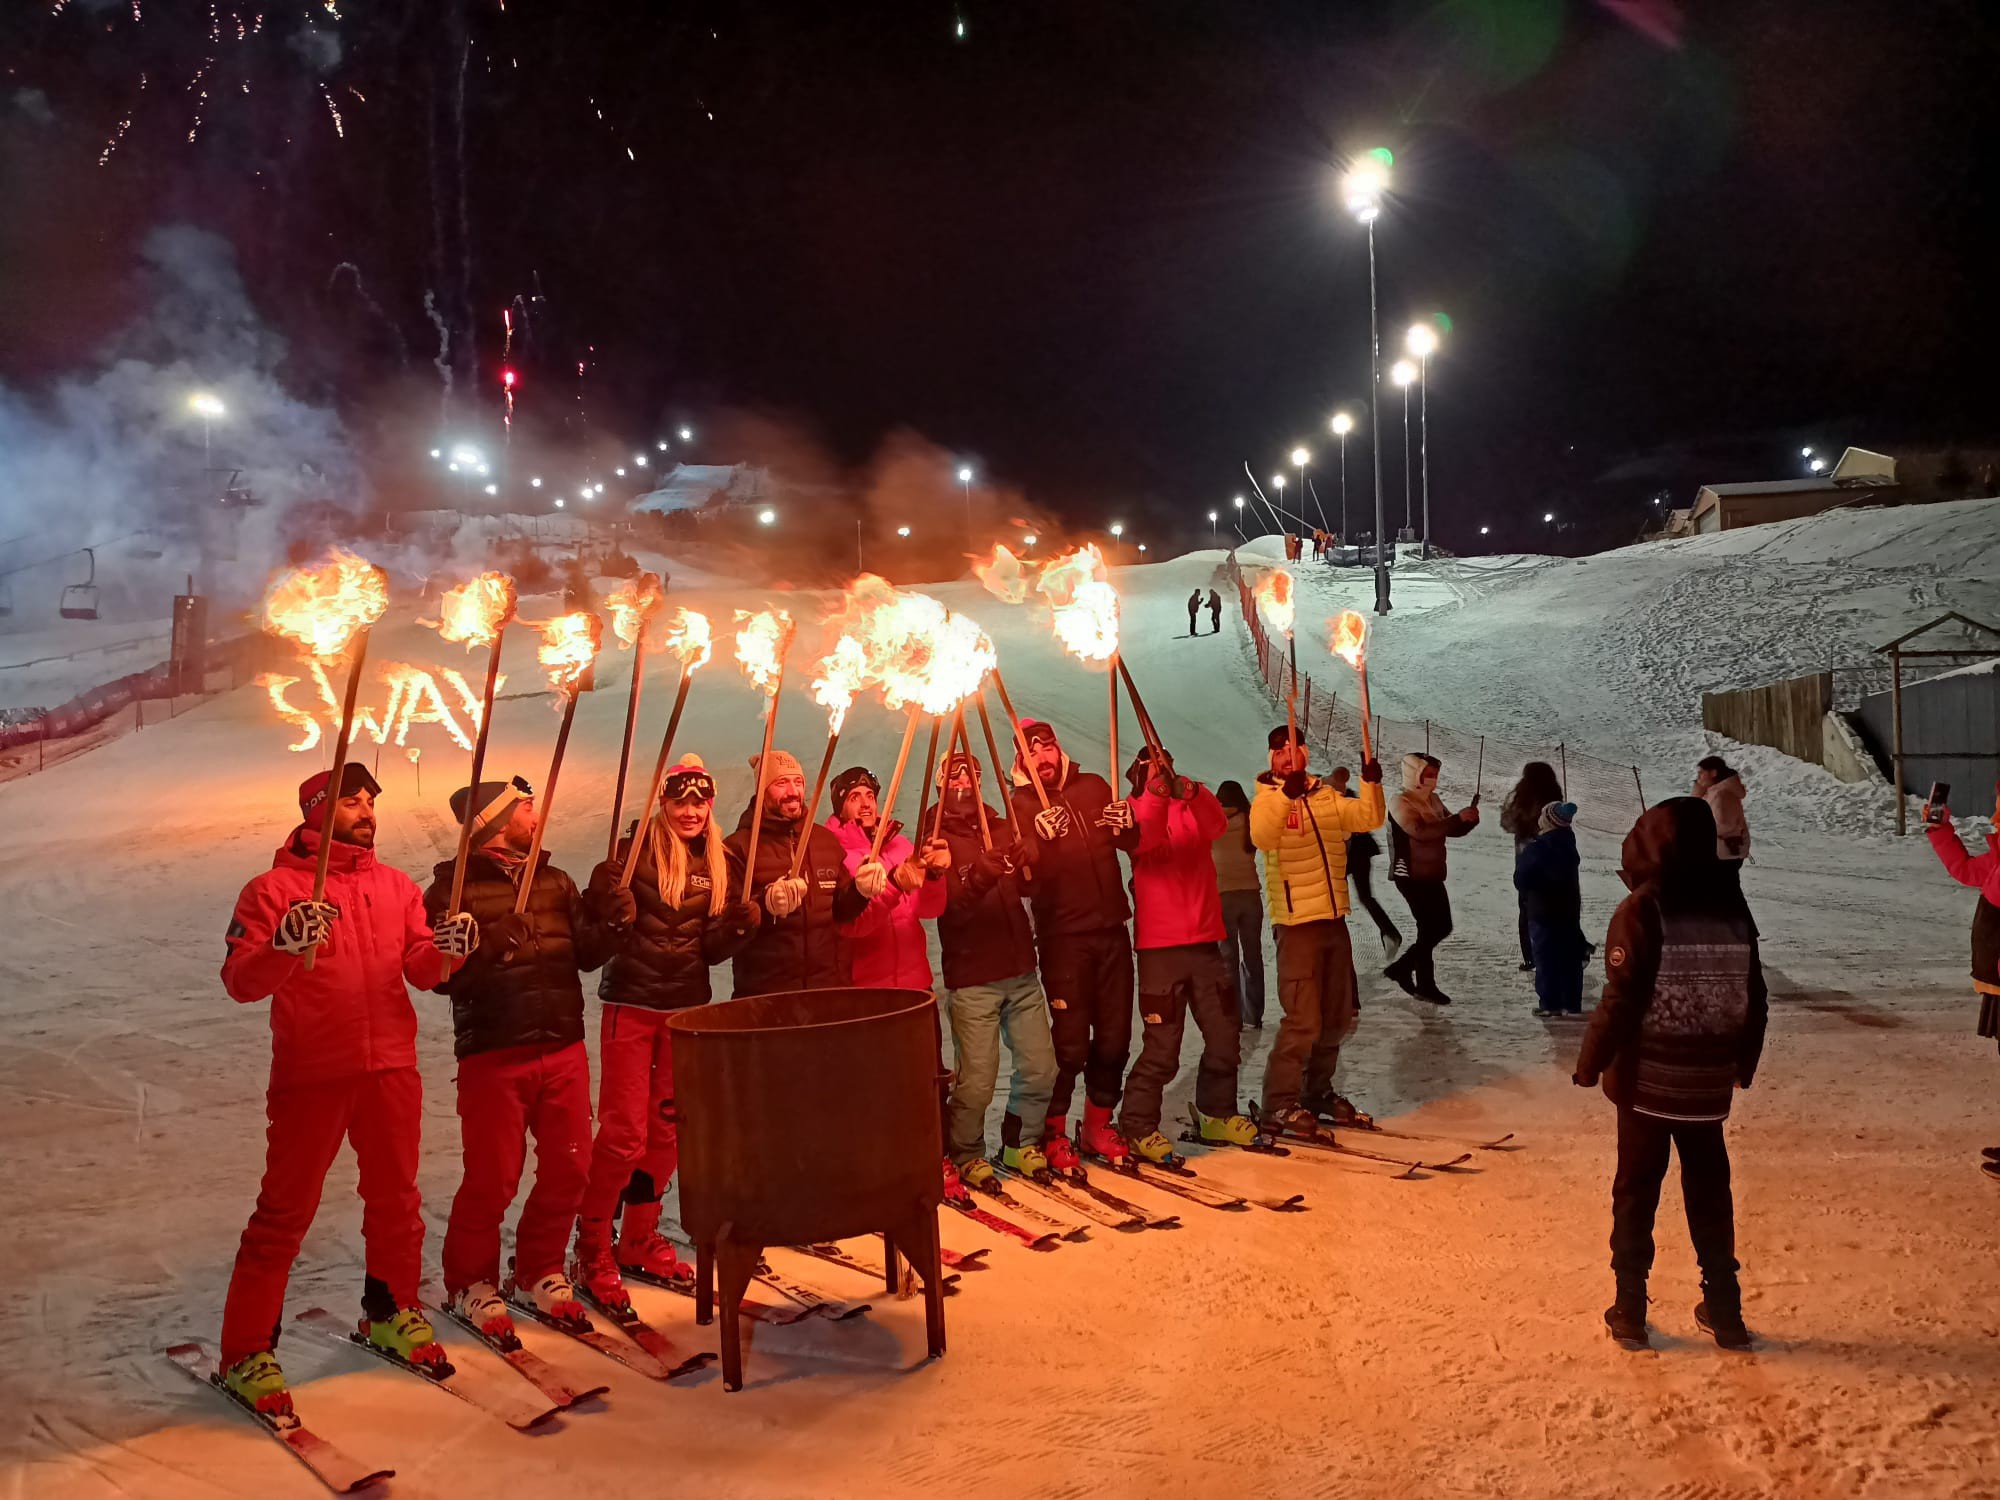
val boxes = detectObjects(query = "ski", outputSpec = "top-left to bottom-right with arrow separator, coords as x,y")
939,1246 -> 990,1271
751,1267 -> 872,1321
1272,1133 -> 1472,1177
969,1176 -> 1089,1240
428,1295 -> 608,1409
1105,1160 -> 1249,1212
993,1162 -> 1147,1232
1341,1122 -> 1516,1151
503,1286 -> 676,1381
1053,1169 -> 1184,1228
162,1342 -> 393,1494
569,1267 -> 719,1378
945,1190 -> 1061,1249
291,1307 -> 562,1431
793,1242 -> 961,1293
640,1270 -> 819,1326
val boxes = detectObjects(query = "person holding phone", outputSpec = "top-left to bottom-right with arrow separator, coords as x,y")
1920,782 -> 2000,1183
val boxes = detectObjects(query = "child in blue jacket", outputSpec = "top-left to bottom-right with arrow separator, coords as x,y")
1514,801 -> 1584,1015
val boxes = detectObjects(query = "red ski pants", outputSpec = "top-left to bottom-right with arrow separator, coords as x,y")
219,1067 -> 423,1364
442,1040 -> 592,1294
579,1005 -> 680,1233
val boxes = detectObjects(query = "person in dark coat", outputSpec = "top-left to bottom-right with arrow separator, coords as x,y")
1206,589 -> 1222,633
424,774 -> 627,1337
1385,752 -> 1479,1003
723,748 -> 877,997
1008,717 -> 1141,1163
1501,761 -> 1566,971
574,754 -> 759,1305
1187,588 -> 1203,634
1212,780 -> 1266,1026
1331,765 -> 1403,963
1574,797 -> 1768,1352
1514,800 -> 1585,1016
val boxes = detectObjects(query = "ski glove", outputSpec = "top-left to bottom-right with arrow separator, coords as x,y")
1033,805 -> 1072,842
1281,770 -> 1312,800
588,885 -> 639,927
1571,1069 -> 1598,1088
1096,799 -> 1135,832
891,858 -> 926,894
273,899 -> 336,955
487,913 -> 535,962
1359,758 -> 1383,784
432,911 -> 480,960
764,877 -> 809,918
854,860 -> 889,899
724,899 -> 763,935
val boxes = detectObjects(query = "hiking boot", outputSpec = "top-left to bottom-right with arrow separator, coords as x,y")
1604,1301 -> 1650,1350
1694,1299 -> 1754,1351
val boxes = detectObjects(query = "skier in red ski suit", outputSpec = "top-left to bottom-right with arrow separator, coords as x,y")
216,763 -> 478,1416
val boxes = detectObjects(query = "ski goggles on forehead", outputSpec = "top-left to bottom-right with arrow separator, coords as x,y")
661,768 -> 716,803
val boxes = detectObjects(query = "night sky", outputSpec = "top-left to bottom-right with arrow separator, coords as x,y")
4,0 -> 1997,550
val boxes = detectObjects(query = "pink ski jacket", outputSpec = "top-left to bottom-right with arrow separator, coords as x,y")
829,815 -> 946,990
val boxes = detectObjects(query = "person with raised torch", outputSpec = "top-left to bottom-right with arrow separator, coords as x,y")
214,762 -> 478,1417
826,764 -> 951,988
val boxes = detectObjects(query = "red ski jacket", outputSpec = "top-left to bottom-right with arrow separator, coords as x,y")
222,826 -> 448,1089
1130,781 -> 1228,949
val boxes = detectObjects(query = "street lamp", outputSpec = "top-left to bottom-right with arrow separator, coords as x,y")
1479,525 -> 1490,536
188,392 -> 226,469
1392,358 -> 1417,539
530,476 -> 543,488
679,426 -> 694,442
1208,508 -> 1218,537
1291,445 -> 1326,538
758,508 -> 777,525
1110,521 -> 1123,561
1543,511 -> 1555,524
1407,322 -> 1440,557
1023,533 -> 1037,550
897,525 -> 911,538
957,464 -> 974,532
1344,147 -> 1394,613
1809,457 -> 1828,473
634,454 -> 648,468
1330,411 -> 1354,538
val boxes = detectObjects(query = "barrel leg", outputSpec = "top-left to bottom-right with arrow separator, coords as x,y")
694,1240 -> 715,1326
715,1234 -> 761,1393
890,1206 -> 946,1360
880,1231 -> 902,1296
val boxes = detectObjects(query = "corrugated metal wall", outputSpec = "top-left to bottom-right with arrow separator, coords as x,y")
1854,663 -> 2000,796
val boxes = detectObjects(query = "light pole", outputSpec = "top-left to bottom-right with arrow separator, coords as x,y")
1271,474 -> 1288,536
1345,149 -> 1393,613
1233,495 -> 1247,540
1392,359 -> 1416,539
957,464 -> 974,533
1291,445 -> 1326,538
189,392 -> 225,473
1330,411 -> 1353,539
1407,322 -> 1439,557
1208,508 -> 1218,539
1109,521 -> 1123,563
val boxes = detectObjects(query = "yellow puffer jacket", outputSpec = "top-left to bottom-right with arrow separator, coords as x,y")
1249,772 -> 1385,925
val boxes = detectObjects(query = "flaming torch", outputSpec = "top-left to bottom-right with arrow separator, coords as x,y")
512,611 -> 604,917
602,571 -> 669,863
970,542 -> 1034,605
1254,567 -> 1299,747
1036,543 -> 1127,784
262,548 -> 390,968
1330,609 -> 1373,762
792,634 -> 869,879
616,608 -> 715,892
430,571 -> 519,918
735,608 -> 797,902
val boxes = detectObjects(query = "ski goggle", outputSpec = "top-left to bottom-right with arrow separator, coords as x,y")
661,768 -> 716,804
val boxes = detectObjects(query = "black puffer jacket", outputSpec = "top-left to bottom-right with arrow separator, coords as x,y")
424,851 -> 620,1060
935,794 -> 1036,990
1006,756 -> 1139,938
722,800 -> 871,997
589,829 -> 757,1013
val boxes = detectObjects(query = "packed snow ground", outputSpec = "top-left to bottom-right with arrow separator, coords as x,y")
3,505 -> 1999,1498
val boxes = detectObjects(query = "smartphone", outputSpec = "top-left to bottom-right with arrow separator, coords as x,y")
1924,781 -> 1950,826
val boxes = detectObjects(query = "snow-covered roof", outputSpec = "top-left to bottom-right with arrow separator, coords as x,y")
1701,479 -> 1848,497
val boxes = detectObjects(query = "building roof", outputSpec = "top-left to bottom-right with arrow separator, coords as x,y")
1699,479 -> 1849,498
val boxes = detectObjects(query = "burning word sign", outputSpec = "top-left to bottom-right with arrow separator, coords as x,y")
261,662 -> 498,753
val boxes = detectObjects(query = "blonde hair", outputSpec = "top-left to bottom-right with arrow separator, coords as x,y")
646,800 -> 728,916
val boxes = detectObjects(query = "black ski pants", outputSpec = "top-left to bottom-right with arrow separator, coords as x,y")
1349,856 -> 1403,950
1610,1107 -> 1740,1304
1392,877 -> 1453,989
1259,918 -> 1357,1116
1119,942 -> 1242,1139
1220,889 -> 1266,1025
1039,925 -> 1135,1120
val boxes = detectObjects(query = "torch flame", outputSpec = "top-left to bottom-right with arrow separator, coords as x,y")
810,634 -> 869,733
532,611 -> 604,699
1036,543 -> 1119,663
604,571 -> 668,650
1330,609 -> 1369,669
662,608 -> 714,671
262,548 -> 389,660
431,571 -> 518,650
824,574 -> 998,715
1254,569 -> 1296,639
971,542 -> 1033,605
733,609 -> 793,696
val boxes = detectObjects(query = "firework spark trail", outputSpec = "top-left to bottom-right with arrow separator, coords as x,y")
423,291 -> 454,420
319,83 -> 344,137
98,72 -> 149,167
185,58 -> 215,143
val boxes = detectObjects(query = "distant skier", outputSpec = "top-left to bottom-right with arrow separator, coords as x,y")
724,748 -> 879,996
1188,589 -> 1203,635
1385,752 -> 1479,1004
425,775 -> 626,1341
1514,800 -> 1585,1016
1118,746 -> 1258,1160
574,755 -> 759,1310
1330,764 -> 1403,964
1249,725 -> 1387,1138
1212,779 -> 1266,1026
825,764 -> 948,990
1009,718 -> 1141,1164
1574,797 -> 1767,1352
1502,761 -> 1567,973
216,763 -> 473,1416
1694,755 -> 1750,894
934,750 -> 1061,1184
1919,788 -> 2000,1182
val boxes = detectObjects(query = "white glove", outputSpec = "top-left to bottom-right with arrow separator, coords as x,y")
854,860 -> 889,899
1096,799 -> 1135,832
764,877 -> 809,918
273,899 -> 336,956
432,911 -> 480,960
1033,805 -> 1071,842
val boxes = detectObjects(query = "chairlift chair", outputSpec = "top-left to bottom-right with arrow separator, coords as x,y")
60,548 -> 100,620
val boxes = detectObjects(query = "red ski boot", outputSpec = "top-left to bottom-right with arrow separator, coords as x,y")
572,1222 -> 632,1315
1079,1101 -> 1130,1165
1041,1131 -> 1082,1175
616,1202 -> 691,1286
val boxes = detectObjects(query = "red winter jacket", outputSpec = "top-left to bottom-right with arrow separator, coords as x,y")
1130,781 -> 1228,949
222,826 -> 448,1090
829,815 -> 946,989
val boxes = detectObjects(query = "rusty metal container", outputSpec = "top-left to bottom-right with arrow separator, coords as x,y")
667,986 -> 947,1389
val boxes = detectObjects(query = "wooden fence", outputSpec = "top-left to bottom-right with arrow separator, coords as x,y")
1700,671 -> 1832,765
